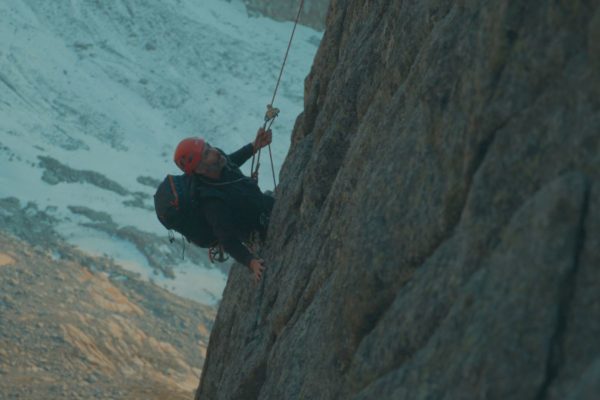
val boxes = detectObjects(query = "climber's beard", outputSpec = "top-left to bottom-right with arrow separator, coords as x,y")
201,154 -> 227,178
215,154 -> 227,170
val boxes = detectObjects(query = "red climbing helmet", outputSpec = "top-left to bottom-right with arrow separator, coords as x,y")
173,137 -> 205,174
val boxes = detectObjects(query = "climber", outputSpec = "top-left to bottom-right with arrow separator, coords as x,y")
172,128 -> 274,283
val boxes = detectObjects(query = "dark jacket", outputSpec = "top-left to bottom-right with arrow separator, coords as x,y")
187,143 -> 274,267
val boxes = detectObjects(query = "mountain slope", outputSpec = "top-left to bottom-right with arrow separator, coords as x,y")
0,230 -> 215,400
0,0 -> 320,303
197,1 -> 600,399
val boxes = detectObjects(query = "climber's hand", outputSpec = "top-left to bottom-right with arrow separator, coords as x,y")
253,128 -> 272,152
249,258 -> 266,284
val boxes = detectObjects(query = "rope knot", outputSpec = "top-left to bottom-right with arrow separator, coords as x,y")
265,104 -> 280,122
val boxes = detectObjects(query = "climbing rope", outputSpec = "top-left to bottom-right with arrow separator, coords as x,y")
209,1 -> 305,264
251,0 -> 305,188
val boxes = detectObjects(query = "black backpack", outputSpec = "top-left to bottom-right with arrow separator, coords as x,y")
154,174 -> 216,247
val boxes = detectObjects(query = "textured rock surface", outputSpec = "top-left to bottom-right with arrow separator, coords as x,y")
197,1 -> 600,399
242,0 -> 329,31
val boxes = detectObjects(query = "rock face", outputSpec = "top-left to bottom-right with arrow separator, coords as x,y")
243,0 -> 329,31
197,1 -> 600,399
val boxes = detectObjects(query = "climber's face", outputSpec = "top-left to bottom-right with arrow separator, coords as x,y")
194,143 -> 226,178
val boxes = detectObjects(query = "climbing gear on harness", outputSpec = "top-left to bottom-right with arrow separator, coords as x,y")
250,0 -> 305,188
209,244 -> 229,263
174,138 -> 206,174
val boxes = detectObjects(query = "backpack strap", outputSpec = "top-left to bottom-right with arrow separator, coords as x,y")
168,175 -> 180,209
191,175 -> 229,202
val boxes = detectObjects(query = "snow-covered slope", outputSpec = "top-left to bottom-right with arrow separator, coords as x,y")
0,0 -> 320,304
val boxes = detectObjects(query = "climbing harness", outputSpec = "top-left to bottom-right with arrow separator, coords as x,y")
208,234 -> 261,264
250,0 -> 305,188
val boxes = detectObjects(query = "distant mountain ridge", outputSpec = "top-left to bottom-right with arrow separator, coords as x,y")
242,0 -> 329,31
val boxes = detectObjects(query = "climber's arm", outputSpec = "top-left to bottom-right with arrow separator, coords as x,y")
202,200 -> 266,283
227,128 -> 272,167
227,143 -> 254,167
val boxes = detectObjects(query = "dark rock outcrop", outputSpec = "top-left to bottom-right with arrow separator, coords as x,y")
243,0 -> 329,31
197,1 -> 600,399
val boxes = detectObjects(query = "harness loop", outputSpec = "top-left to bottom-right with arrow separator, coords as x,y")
209,244 -> 229,263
